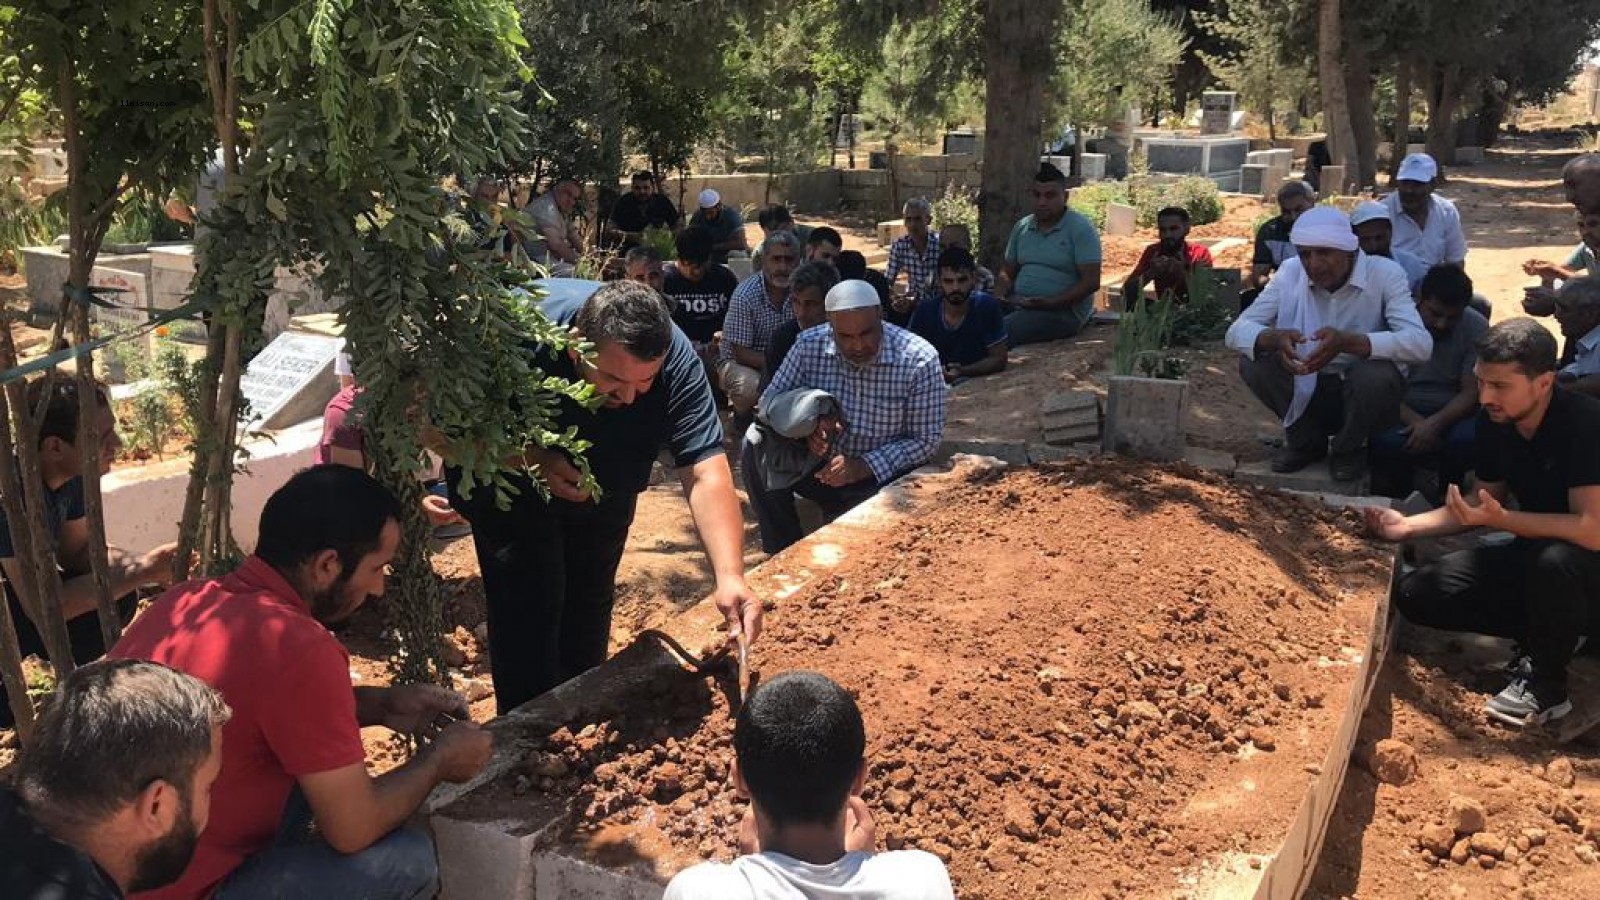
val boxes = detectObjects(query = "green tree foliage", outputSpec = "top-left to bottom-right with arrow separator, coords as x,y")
204,0 -> 593,682
1049,0 -> 1187,133
1194,0 -> 1314,140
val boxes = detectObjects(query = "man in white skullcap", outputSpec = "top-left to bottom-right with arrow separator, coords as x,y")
688,188 -> 748,265
1383,153 -> 1468,268
743,280 -> 947,553
1350,199 -> 1431,294
1225,205 -> 1433,481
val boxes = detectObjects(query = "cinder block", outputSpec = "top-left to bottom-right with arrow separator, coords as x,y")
1043,423 -> 1101,446
876,219 -> 906,247
535,853 -> 662,900
1079,153 -> 1108,181
434,813 -> 544,900
1246,150 -> 1272,166
1101,375 -> 1187,461
1042,391 -> 1098,416
1319,165 -> 1348,195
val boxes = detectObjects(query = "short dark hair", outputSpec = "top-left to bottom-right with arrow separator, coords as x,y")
575,279 -> 674,360
1419,265 -> 1474,311
27,374 -> 110,446
938,246 -> 976,273
807,226 -> 842,249
757,204 -> 795,230
791,261 -> 840,297
735,671 -> 865,827
835,250 -> 868,280
624,245 -> 662,269
1156,206 -> 1190,224
675,226 -> 714,266
1035,162 -> 1067,185
18,659 -> 230,827
631,171 -> 655,184
1477,318 -> 1558,377
256,465 -> 403,578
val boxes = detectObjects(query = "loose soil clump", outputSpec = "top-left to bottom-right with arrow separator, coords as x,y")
512,461 -> 1391,898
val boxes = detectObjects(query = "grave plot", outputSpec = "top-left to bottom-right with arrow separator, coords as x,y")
432,459 -> 1394,899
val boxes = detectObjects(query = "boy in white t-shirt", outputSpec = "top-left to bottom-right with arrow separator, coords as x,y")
664,671 -> 954,900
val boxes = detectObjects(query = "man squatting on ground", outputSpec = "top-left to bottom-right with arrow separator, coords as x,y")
1368,318 -> 1600,727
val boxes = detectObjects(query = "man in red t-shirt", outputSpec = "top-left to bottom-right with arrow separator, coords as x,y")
112,466 -> 492,900
1122,206 -> 1215,309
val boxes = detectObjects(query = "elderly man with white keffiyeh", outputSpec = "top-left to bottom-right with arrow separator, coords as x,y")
1225,206 -> 1433,483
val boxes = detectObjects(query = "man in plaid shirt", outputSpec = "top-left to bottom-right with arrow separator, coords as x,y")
743,280 -> 947,553
886,198 -> 941,322
720,231 -> 801,422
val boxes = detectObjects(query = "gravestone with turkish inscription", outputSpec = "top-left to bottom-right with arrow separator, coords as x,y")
237,330 -> 342,432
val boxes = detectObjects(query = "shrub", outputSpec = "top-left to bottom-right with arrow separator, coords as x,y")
1069,180 -> 1131,230
932,183 -> 980,246
1150,176 -> 1224,227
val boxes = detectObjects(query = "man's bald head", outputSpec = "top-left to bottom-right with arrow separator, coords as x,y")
1564,154 -> 1600,213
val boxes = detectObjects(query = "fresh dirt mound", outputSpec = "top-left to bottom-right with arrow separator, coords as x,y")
506,461 -> 1391,898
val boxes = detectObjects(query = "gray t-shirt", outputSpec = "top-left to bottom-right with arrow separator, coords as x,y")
1407,307 -> 1490,413
665,850 -> 954,900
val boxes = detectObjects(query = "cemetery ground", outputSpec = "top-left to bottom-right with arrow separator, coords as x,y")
2,135 -> 1600,896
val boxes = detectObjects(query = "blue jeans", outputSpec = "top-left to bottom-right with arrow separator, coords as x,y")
1004,298 -> 1094,347
215,790 -> 438,900
1368,414 -> 1476,499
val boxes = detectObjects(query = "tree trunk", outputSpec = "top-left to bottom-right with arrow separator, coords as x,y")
1426,64 -> 1461,166
0,325 -> 71,686
1391,59 -> 1412,182
1317,0 -> 1357,192
979,0 -> 1062,272
58,53 -> 121,649
1342,20 -> 1378,190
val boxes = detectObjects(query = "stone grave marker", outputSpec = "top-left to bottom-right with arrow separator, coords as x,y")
1105,203 -> 1137,237
1201,91 -> 1238,135
238,330 -> 343,432
1240,164 -> 1269,196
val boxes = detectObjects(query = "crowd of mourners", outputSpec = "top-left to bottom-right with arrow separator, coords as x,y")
5,147 -> 1600,900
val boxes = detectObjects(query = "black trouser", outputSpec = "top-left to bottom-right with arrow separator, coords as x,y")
0,589 -> 138,728
451,488 -> 639,715
1395,540 -> 1600,694
1239,355 -> 1406,457
741,440 -> 882,555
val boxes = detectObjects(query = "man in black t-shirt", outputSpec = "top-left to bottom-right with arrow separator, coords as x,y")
445,279 -> 761,713
1243,180 -> 1316,309
1367,319 -> 1600,727
3,659 -> 229,899
663,226 -> 740,383
0,375 -> 179,729
605,171 -> 681,251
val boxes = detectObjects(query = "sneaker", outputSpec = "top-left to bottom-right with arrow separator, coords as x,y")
1485,679 -> 1572,727
1270,443 -> 1327,474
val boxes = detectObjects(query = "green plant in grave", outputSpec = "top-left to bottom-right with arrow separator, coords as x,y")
1167,267 -> 1234,347
153,339 -> 203,445
640,225 -> 676,262
1112,289 -> 1175,377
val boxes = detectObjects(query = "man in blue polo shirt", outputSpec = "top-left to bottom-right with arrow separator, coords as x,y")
909,247 -> 1008,384
447,279 -> 761,713
997,163 -> 1103,346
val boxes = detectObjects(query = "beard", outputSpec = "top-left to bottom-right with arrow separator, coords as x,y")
944,290 -> 970,306
128,803 -> 200,893
309,570 -> 370,626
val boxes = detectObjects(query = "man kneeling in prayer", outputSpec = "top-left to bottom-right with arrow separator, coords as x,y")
1225,205 -> 1432,482
1368,319 -> 1600,727
664,671 -> 954,900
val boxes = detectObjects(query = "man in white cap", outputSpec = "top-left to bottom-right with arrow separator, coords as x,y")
1225,205 -> 1433,481
1383,153 -> 1468,268
1350,199 -> 1431,294
743,280 -> 946,553
688,189 -> 748,265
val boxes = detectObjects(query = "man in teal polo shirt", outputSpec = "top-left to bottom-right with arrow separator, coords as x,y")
997,163 -> 1103,346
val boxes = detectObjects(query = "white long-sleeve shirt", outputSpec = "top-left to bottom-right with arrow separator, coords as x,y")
1382,192 -> 1468,266
1226,252 -> 1433,374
